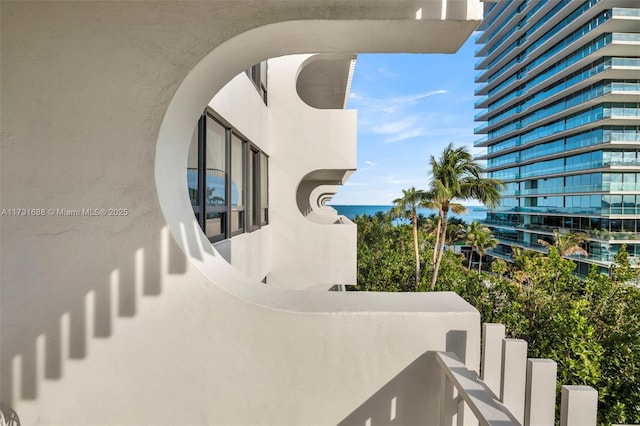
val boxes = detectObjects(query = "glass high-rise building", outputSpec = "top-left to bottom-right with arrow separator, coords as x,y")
474,0 -> 640,275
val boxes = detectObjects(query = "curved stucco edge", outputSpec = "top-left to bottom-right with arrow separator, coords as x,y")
155,19 -> 480,312
295,53 -> 358,110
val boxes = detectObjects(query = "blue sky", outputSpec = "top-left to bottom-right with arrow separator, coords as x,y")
330,34 -> 483,205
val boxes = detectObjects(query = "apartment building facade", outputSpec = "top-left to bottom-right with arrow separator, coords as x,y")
475,0 -> 640,275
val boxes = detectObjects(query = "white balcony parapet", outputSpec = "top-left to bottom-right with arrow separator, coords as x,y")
439,323 -> 600,426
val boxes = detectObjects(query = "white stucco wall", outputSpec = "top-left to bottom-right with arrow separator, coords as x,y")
207,55 -> 356,289
268,54 -> 358,289
1,1 -> 483,424
208,72 -> 272,283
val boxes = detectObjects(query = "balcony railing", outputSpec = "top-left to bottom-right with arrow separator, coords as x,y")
483,219 -> 640,242
438,323 -> 600,426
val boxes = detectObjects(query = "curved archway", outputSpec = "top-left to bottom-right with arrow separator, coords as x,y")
155,14 -> 480,297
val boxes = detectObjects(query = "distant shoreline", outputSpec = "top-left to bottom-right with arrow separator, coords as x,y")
329,205 -> 487,223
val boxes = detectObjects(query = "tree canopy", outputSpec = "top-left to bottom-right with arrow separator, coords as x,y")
354,212 -> 639,425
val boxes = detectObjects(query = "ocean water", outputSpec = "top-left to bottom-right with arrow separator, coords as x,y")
330,205 -> 488,224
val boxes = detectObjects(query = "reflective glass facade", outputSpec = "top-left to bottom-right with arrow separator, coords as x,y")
474,0 -> 640,273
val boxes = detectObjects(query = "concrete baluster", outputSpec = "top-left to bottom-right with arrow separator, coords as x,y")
525,359 -> 557,426
481,323 -> 505,397
560,385 -> 598,426
500,338 -> 528,424
440,369 -> 459,426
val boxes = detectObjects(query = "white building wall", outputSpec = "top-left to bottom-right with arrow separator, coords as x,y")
0,1 -> 483,425
208,72 -> 273,283
268,54 -> 357,289
207,56 -> 357,289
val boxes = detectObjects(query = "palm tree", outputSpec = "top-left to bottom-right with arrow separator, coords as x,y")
392,187 -> 432,286
466,222 -> 498,273
429,192 -> 466,265
446,223 -> 466,245
537,229 -> 588,257
429,143 -> 503,289
465,221 -> 482,270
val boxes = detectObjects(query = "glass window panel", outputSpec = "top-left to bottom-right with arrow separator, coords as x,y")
611,219 -> 622,232
580,174 -> 590,187
205,117 -> 226,239
205,117 -> 226,206
623,150 -> 636,164
231,134 -> 244,233
624,195 -> 636,214
187,126 -> 199,213
611,151 -> 623,164
260,153 -> 269,225
624,173 -> 635,191
610,173 -> 623,191
248,148 -> 260,229
205,212 -> 224,238
563,217 -> 573,229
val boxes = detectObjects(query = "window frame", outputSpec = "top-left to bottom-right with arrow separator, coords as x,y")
189,108 -> 269,243
202,113 -> 229,243
230,131 -> 246,237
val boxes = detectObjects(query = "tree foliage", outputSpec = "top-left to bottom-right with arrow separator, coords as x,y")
355,211 -> 640,425
465,221 -> 498,273
538,229 -> 588,257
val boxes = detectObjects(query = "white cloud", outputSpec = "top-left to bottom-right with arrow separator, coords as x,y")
384,128 -> 426,143
372,117 -> 416,135
348,89 -> 447,115
364,160 -> 377,167
390,90 -> 447,104
378,67 -> 399,78
386,176 -> 413,185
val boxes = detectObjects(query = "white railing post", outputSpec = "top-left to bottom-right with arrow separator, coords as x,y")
440,365 -> 461,426
500,338 -> 528,425
560,385 -> 598,426
524,359 -> 557,426
481,323 -> 505,397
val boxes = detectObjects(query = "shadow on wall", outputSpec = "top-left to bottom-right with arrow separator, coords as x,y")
337,330 -> 467,425
0,221 -> 201,415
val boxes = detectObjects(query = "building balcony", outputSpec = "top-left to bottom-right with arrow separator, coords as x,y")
484,219 -> 640,244
479,81 -> 640,135
486,56 -> 640,120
